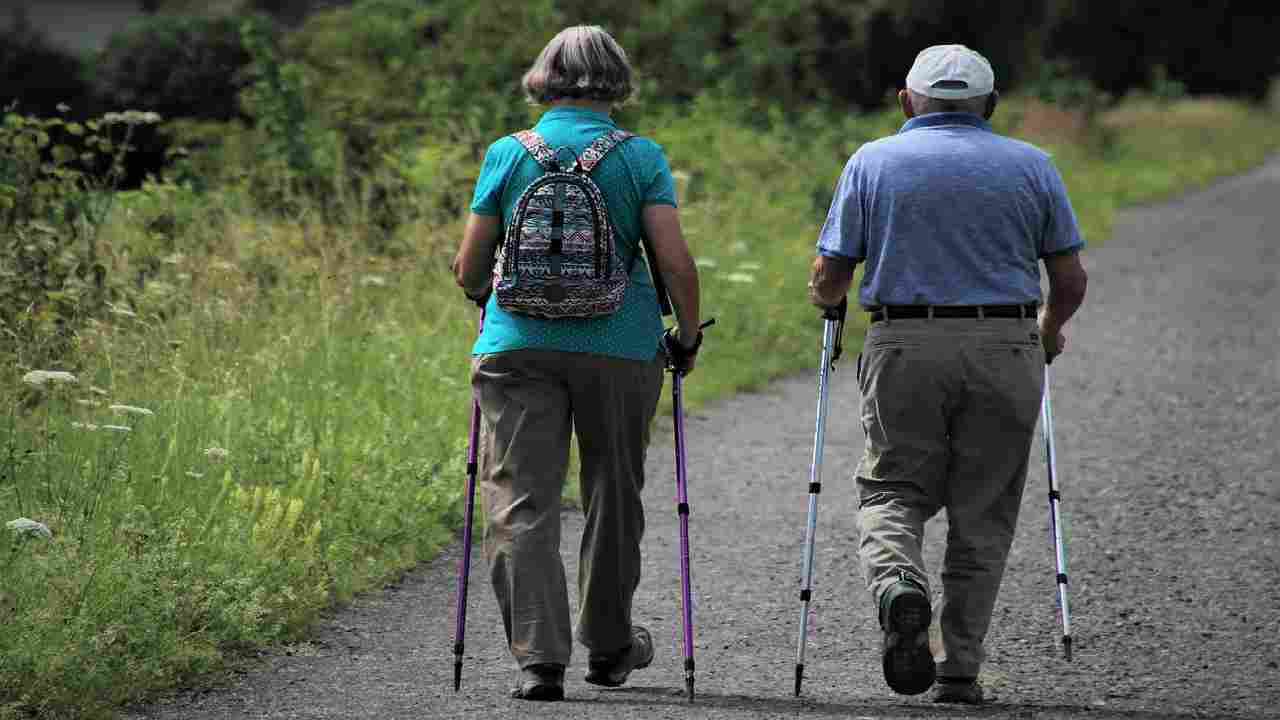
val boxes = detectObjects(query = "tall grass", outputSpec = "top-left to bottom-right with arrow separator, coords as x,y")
2,95 -> 1279,718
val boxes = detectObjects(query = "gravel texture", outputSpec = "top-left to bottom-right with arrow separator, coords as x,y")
125,157 -> 1280,720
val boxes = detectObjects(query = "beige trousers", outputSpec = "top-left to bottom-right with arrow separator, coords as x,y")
855,316 -> 1044,679
472,349 -> 665,669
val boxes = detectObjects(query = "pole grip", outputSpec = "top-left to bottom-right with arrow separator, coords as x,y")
821,297 -> 848,321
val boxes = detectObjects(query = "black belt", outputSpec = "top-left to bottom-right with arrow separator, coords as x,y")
867,303 -> 1038,322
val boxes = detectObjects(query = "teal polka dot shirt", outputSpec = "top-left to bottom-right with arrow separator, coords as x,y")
469,106 -> 676,361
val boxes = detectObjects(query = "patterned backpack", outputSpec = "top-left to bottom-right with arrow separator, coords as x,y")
493,128 -> 634,319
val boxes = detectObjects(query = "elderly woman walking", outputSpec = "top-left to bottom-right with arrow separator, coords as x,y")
452,25 -> 703,701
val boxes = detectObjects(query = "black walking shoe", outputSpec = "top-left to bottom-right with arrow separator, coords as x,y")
510,663 -> 565,701
878,579 -> 936,695
584,626 -> 654,687
931,676 -> 984,704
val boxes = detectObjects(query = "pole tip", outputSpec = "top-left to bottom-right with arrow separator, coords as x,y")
453,661 -> 462,691
1063,635 -> 1073,661
794,664 -> 804,696
685,677 -> 695,702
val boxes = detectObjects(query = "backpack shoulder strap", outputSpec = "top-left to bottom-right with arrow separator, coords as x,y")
577,129 -> 634,174
512,129 -> 558,170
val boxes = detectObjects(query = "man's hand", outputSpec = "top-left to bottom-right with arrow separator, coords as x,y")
809,254 -> 857,308
1039,322 -> 1066,364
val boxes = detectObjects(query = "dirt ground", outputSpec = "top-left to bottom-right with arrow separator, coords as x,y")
125,157 -> 1280,720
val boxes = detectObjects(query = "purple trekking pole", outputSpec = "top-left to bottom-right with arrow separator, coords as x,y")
665,318 -> 714,702
452,309 -> 485,691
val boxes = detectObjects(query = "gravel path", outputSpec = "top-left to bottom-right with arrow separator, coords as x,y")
125,157 -> 1280,720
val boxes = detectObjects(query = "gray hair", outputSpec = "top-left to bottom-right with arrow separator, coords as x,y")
908,89 -> 989,117
522,25 -> 633,105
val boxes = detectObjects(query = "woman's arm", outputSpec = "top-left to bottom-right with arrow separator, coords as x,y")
641,204 -> 701,347
452,213 -> 501,300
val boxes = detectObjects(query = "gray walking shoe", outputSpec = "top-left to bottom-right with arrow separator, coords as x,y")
584,625 -> 654,687
931,677 -> 984,704
878,578 -> 936,695
510,663 -> 565,701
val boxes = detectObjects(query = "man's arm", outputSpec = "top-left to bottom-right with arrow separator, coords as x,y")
809,254 -> 858,308
1039,252 -> 1088,361
452,213 -> 501,300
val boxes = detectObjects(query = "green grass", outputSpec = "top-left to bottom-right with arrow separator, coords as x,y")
3,95 -> 1279,719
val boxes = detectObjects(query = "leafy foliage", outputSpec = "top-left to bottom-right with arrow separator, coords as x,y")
93,13 -> 257,123
0,109 -> 162,368
0,9 -> 93,118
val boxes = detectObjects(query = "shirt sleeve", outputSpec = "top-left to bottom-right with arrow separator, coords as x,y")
815,153 -> 865,260
640,141 -> 678,207
1038,161 -> 1086,258
469,137 -> 517,216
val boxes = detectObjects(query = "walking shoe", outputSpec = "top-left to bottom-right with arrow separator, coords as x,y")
931,677 -> 984,704
510,663 -> 565,701
878,579 -> 936,695
584,625 -> 654,687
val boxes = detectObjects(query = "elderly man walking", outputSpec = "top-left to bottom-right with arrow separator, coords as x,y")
808,45 -> 1088,703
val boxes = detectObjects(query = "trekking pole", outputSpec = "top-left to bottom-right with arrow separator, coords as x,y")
794,298 -> 847,696
667,318 -> 715,702
453,308 -> 485,691
1041,363 -> 1073,661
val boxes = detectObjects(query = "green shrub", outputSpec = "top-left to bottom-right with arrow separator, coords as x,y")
92,13 -> 260,123
0,9 -> 93,118
0,109 -> 186,370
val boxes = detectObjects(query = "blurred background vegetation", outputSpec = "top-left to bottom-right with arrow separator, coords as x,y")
3,1 -> 1280,717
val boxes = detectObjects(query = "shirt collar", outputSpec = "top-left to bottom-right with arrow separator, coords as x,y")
537,105 -> 617,127
899,112 -> 991,134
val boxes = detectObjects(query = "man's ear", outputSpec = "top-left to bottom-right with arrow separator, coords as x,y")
898,89 -> 915,119
984,90 -> 999,120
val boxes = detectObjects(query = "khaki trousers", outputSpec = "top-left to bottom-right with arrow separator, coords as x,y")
472,349 -> 664,669
855,316 -> 1044,679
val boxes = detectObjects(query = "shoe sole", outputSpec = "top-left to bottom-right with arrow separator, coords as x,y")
511,683 -> 564,701
932,687 -> 984,704
583,655 -> 652,688
882,590 -> 935,695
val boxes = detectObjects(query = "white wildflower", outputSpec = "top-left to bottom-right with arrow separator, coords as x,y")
6,518 -> 52,540
75,399 -> 100,408
725,272 -> 756,284
102,424 -> 132,433
110,404 -> 154,417
360,275 -> 388,288
694,258 -> 718,269
72,422 -> 101,431
185,470 -> 204,479
736,262 -> 763,271
22,370 -> 78,387
103,110 -> 162,126
204,447 -> 229,461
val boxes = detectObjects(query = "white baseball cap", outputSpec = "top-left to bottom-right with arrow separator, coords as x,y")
906,44 -> 995,99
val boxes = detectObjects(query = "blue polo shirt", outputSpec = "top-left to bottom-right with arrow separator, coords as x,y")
816,112 -> 1084,307
469,106 -> 675,360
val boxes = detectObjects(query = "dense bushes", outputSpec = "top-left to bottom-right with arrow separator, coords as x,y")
0,10 -> 93,117
94,13 -> 259,123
